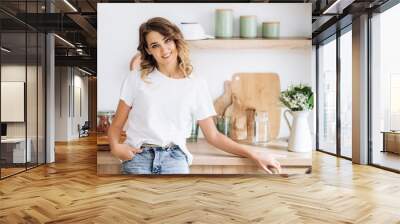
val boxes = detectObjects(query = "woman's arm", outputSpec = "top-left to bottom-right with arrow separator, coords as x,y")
198,117 -> 281,174
108,100 -> 142,161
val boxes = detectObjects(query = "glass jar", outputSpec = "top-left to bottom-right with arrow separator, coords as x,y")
216,115 -> 231,137
97,111 -> 114,133
254,111 -> 269,143
187,118 -> 199,142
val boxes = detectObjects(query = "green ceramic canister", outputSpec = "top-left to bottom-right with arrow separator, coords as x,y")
240,16 -> 257,38
215,9 -> 233,38
262,22 -> 280,39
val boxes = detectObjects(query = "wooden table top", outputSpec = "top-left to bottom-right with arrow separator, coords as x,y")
189,139 -> 311,167
381,131 -> 400,134
97,133 -> 125,146
97,134 -> 312,168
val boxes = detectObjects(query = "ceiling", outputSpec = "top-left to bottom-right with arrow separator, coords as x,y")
0,0 -> 392,75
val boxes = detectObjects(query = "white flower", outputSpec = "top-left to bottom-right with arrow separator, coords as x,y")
280,84 -> 313,111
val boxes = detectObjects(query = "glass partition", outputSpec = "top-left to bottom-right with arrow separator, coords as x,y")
0,1 -> 46,179
1,31 -> 28,177
27,31 -> 38,169
38,32 -> 45,165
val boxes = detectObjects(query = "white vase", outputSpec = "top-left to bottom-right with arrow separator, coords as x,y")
283,110 -> 312,152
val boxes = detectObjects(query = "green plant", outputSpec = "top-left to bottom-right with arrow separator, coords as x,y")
279,84 -> 314,111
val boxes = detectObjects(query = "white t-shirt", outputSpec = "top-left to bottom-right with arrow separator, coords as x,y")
119,68 -> 217,165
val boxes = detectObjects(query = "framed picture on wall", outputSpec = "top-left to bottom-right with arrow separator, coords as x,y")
97,3 -> 313,175
1,81 -> 25,122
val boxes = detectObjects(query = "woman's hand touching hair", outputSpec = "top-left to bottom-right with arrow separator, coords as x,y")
129,52 -> 142,71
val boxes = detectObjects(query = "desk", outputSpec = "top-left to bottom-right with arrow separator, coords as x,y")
382,131 -> 400,154
1,138 -> 32,163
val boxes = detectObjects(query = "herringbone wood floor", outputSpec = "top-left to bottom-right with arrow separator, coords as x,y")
1,135 -> 400,224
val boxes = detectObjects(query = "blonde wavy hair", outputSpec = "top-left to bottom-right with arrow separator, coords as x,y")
137,17 -> 193,81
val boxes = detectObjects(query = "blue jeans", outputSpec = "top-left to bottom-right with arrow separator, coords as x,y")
121,144 -> 189,174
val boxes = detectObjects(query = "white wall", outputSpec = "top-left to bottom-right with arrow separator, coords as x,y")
72,73 -> 89,138
55,67 -> 69,141
55,67 -> 89,141
98,3 -> 312,138
1,65 -> 26,139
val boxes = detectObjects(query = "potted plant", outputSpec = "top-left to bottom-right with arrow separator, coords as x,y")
279,84 -> 314,152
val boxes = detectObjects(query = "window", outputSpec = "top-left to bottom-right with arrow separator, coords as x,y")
318,37 -> 337,154
340,29 -> 352,158
370,3 -> 400,171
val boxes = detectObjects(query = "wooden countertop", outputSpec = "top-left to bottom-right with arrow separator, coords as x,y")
97,133 -> 125,146
188,139 -> 311,167
97,134 -> 312,175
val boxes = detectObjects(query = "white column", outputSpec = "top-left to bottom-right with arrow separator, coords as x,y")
352,14 -> 369,164
46,32 -> 55,163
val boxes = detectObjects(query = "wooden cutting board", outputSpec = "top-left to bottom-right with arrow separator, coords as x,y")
230,94 -> 248,140
230,73 -> 281,140
213,80 -> 232,116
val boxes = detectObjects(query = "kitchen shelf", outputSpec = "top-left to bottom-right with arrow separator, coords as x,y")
187,38 -> 311,50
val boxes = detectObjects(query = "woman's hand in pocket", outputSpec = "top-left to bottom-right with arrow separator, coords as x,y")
112,143 -> 143,161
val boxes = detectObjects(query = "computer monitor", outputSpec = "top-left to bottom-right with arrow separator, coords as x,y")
1,123 -> 7,138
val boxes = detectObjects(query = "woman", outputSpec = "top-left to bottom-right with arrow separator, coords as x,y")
108,17 -> 281,174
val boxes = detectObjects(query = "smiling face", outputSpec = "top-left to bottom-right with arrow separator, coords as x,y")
145,31 -> 178,68
137,17 -> 192,80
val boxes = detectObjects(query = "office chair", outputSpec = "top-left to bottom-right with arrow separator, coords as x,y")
79,121 -> 90,138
